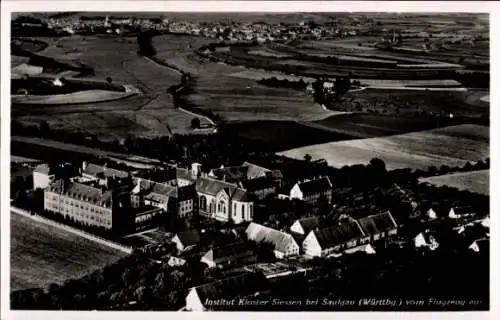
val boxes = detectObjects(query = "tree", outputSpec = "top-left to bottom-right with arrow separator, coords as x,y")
190,117 -> 201,129
304,154 -> 312,162
106,77 -> 112,85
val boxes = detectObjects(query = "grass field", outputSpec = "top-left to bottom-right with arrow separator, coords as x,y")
279,124 -> 489,170
12,35 -> 208,141
10,212 -> 128,291
420,170 -> 489,195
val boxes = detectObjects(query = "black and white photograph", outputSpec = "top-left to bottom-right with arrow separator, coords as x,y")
1,0 -> 497,316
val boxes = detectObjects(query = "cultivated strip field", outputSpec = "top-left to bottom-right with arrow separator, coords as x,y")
12,35 -> 205,140
11,212 -> 128,291
279,124 -> 489,170
420,170 -> 489,195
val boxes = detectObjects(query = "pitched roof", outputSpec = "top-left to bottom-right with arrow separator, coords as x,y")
296,216 -> 320,235
357,211 -> 398,236
176,229 -> 201,248
246,222 -> 298,252
210,166 -> 249,181
242,162 -> 271,180
196,177 -> 248,202
241,176 -> 275,192
176,167 -> 194,182
33,163 -> 52,175
296,177 -> 332,196
83,163 -> 129,179
48,179 -> 113,207
211,241 -> 256,264
314,221 -> 365,248
194,272 -> 269,306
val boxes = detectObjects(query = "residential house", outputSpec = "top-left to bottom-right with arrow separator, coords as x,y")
245,222 -> 300,259
448,206 -> 474,219
172,229 -> 201,252
290,216 -> 321,235
200,241 -> 257,269
33,163 -> 55,190
240,176 -> 276,200
168,256 -> 187,267
185,271 -> 269,311
302,221 -> 366,257
289,176 -> 333,204
357,211 -> 398,242
414,231 -> 440,251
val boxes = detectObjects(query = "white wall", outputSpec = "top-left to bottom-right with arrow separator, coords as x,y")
186,289 -> 205,311
33,172 -> 52,190
289,184 -> 303,200
290,220 -> 304,234
302,232 -> 322,257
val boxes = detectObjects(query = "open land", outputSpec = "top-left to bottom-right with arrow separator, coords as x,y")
279,124 -> 489,170
12,35 -> 211,141
420,170 -> 489,195
11,212 -> 128,291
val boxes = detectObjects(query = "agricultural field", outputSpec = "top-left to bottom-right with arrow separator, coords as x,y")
153,35 -> 339,122
12,35 -> 211,141
420,170 -> 489,195
10,212 -> 128,291
279,124 -> 489,170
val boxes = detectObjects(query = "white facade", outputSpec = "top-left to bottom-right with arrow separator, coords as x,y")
290,220 -> 305,235
185,288 -> 205,311
289,184 -> 303,200
33,171 -> 54,190
199,190 -> 253,224
302,231 -> 323,257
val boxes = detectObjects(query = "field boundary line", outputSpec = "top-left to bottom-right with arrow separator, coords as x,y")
11,207 -> 133,254
177,106 -> 216,126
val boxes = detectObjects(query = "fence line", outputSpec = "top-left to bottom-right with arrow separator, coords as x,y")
11,207 -> 133,254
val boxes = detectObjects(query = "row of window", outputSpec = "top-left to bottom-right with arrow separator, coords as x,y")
45,205 -> 111,227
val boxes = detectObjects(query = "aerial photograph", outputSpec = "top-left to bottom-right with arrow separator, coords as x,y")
8,11 -> 489,311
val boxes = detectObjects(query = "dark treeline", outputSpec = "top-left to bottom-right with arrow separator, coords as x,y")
257,77 -> 307,90
137,30 -> 160,57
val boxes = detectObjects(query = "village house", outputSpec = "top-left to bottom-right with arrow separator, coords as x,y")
357,211 -> 398,242
200,241 -> 257,269
245,222 -> 300,259
290,216 -> 321,236
208,161 -> 283,187
171,229 -> 201,252
289,176 -> 333,204
185,271 -> 269,311
240,176 -> 277,200
302,220 -> 366,257
414,231 -> 440,251
448,206 -> 474,219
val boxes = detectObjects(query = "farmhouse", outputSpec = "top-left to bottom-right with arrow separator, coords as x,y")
172,229 -> 201,252
201,241 -> 257,269
290,216 -> 321,235
414,232 -> 440,251
33,163 -> 55,190
357,211 -> 398,242
245,223 -> 300,259
185,271 -> 269,311
302,221 -> 366,257
289,176 -> 332,203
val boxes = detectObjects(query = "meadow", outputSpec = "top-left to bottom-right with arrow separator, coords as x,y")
279,124 -> 489,170
11,212 -> 128,291
420,170 -> 489,195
